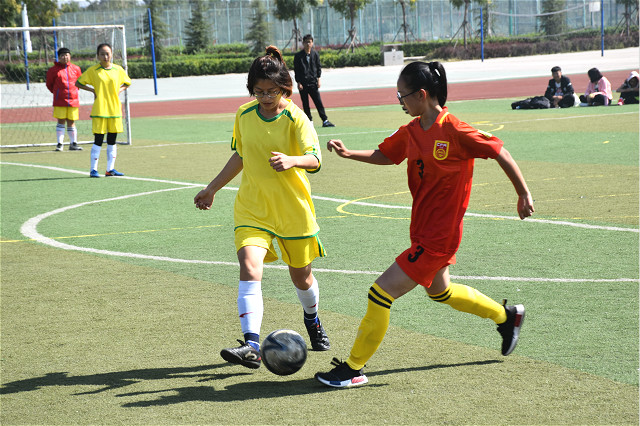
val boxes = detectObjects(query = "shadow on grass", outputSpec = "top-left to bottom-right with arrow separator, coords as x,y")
0,359 -> 502,407
0,364 -> 248,396
0,177 -> 86,183
119,359 -> 503,407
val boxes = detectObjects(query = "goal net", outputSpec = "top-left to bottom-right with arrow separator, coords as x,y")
487,3 -> 596,38
0,25 -> 131,150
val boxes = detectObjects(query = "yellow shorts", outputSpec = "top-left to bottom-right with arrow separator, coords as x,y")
53,106 -> 79,121
92,117 -> 123,134
234,226 -> 326,269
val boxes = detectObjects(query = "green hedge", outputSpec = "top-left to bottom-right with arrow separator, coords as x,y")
2,33 -> 636,83
401,32 -> 638,60
1,50 -> 381,82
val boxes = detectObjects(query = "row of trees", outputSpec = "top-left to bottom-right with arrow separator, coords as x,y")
149,0 -> 379,58
2,0 -> 637,60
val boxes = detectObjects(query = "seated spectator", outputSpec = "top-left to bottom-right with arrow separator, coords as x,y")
544,66 -> 576,108
579,68 -> 612,106
616,71 -> 639,105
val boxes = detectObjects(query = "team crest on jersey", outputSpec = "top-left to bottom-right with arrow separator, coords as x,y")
433,140 -> 449,160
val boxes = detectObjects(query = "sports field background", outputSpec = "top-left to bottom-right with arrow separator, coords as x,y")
1,69 -> 639,424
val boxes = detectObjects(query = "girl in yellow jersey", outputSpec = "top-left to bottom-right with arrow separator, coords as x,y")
194,46 -> 329,370
76,43 -> 131,178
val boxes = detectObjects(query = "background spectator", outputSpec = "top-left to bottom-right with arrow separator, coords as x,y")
544,66 -> 576,108
616,71 -> 639,105
580,68 -> 612,106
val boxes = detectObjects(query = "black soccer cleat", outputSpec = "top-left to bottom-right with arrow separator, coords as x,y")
315,357 -> 368,388
305,317 -> 330,351
497,300 -> 525,356
220,340 -> 261,369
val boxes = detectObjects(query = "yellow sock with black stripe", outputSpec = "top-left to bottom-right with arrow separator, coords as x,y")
430,283 -> 507,324
346,283 -> 395,370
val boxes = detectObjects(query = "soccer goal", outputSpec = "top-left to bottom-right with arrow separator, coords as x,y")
487,3 -> 596,37
0,25 -> 131,150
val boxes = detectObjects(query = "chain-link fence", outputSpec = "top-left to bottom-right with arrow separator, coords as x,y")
56,0 -> 629,50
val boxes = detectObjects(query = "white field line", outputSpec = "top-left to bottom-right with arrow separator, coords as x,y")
4,162 -> 638,284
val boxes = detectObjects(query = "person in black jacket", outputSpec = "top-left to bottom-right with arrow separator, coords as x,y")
615,71 -> 639,105
544,66 -> 576,108
294,34 -> 335,127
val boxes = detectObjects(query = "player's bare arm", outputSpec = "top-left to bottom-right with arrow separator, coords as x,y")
327,139 -> 394,165
495,147 -> 535,219
75,81 -> 95,95
194,152 -> 243,210
269,151 -> 319,172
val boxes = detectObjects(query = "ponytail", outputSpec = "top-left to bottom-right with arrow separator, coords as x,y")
400,61 -> 448,107
265,45 -> 283,63
247,45 -> 293,97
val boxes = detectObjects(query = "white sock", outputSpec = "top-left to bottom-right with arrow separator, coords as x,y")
296,277 -> 319,316
67,126 -> 77,145
90,144 -> 101,171
237,280 -> 263,337
106,144 -> 117,171
56,124 -> 65,145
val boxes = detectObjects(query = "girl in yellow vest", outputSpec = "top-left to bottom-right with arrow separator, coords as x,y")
194,46 -> 330,370
76,43 -> 131,178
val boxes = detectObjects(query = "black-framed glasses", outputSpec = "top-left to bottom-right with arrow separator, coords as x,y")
397,89 -> 420,103
254,89 -> 281,98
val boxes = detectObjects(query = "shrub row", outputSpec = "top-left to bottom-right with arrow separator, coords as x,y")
1,34 -> 636,83
128,57 -> 254,78
402,33 -> 638,60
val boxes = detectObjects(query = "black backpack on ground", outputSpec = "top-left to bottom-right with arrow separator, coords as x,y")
511,96 -> 551,109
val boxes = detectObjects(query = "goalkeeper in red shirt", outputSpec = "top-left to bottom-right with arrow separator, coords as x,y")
316,61 -> 535,388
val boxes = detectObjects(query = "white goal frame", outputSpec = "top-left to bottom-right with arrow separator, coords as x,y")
0,25 -> 132,149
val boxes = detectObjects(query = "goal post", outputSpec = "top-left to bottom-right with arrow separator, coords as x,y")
0,24 -> 131,150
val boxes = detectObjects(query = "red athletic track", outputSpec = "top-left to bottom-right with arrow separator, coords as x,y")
1,70 -> 633,123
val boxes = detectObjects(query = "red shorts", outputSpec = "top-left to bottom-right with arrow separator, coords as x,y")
395,242 -> 456,288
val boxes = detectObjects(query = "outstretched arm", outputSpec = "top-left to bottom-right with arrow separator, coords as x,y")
194,152 -> 243,210
327,139 -> 394,165
495,147 -> 535,219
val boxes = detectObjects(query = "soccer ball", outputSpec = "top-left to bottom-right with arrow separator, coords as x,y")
260,329 -> 308,376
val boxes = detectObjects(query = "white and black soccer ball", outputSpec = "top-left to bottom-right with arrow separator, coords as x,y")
260,329 -> 308,376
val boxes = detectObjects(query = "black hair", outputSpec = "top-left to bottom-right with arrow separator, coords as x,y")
551,66 -> 561,73
587,67 -> 603,83
246,45 -> 293,97
57,47 -> 71,56
303,34 -> 313,42
96,43 -> 112,56
399,61 -> 448,107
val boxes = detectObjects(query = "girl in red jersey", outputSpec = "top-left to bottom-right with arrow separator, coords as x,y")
316,61 -> 535,388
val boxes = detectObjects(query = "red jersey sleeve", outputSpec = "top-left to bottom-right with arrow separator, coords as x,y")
447,117 -> 503,159
379,119 -> 417,165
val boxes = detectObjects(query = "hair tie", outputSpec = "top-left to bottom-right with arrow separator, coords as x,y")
429,63 -> 440,85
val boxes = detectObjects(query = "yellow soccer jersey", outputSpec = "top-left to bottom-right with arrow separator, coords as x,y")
78,64 -> 131,118
231,99 -> 321,239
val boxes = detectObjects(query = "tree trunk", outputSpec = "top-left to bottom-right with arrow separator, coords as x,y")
463,0 -> 469,48
350,5 -> 356,52
401,1 -> 408,42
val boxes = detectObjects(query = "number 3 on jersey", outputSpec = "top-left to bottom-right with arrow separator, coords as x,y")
416,159 -> 424,178
407,245 -> 424,262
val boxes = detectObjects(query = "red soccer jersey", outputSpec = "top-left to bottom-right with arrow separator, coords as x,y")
378,107 -> 503,255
